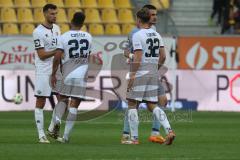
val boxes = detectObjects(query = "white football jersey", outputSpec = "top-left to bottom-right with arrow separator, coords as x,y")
57,30 -> 92,64
132,28 -> 164,77
55,30 -> 92,98
128,25 -> 162,53
33,24 -> 61,74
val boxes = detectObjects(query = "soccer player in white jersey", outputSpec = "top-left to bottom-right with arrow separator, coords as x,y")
122,6 -> 175,145
143,4 -> 175,145
122,7 -> 163,144
51,12 -> 92,143
32,4 -> 61,143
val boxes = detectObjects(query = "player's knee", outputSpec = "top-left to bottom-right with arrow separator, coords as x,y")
128,100 -> 138,109
61,98 -> 69,104
147,103 -> 158,112
70,98 -> 81,108
158,96 -> 168,107
36,97 -> 46,108
59,95 -> 68,103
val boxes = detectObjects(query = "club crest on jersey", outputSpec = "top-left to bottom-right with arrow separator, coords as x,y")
37,90 -> 42,94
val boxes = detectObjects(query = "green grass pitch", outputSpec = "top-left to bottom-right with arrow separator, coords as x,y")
0,110 -> 239,160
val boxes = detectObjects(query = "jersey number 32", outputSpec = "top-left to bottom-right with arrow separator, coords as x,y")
145,38 -> 159,57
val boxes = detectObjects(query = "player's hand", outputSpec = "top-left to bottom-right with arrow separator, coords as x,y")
51,74 -> 57,88
127,76 -> 135,92
124,49 -> 130,58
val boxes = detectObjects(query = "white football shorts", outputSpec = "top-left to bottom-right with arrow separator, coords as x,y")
59,65 -> 88,99
126,75 -> 158,102
35,74 -> 52,97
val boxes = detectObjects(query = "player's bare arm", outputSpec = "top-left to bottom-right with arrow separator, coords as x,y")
128,49 -> 142,90
51,49 -> 63,88
124,49 -> 135,60
124,49 -> 131,58
158,47 -> 166,69
36,48 -> 57,61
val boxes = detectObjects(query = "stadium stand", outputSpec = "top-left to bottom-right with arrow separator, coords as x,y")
82,0 -> 97,8
56,8 -> 67,23
84,8 -> 101,23
150,0 -> 170,10
33,8 -> 45,23
17,8 -> 34,23
88,23 -> 104,35
101,9 -> 118,23
98,0 -> 115,9
81,25 -> 87,31
221,0 -> 240,34
105,23 -> 121,35
47,0 -> 64,7
58,23 -> 70,33
0,0 -> 13,7
1,8 -> 17,22
114,0 -> 132,8
67,8 -> 82,19
31,0 -> 47,8
20,23 -> 35,34
2,23 -> 19,35
162,0 -> 235,35
15,0 -> 31,7
169,0 -> 219,35
118,9 -> 134,23
64,0 -> 81,8
0,0 -> 136,35
121,23 -> 135,35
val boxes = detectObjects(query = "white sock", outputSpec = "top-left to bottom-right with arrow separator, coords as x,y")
63,107 -> 77,140
48,107 -> 56,132
158,107 -> 172,134
54,101 -> 67,125
34,108 -> 45,139
128,109 -> 139,139
152,107 -> 161,136
123,109 -> 130,134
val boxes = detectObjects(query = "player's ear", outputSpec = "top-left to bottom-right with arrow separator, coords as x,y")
43,11 -> 48,18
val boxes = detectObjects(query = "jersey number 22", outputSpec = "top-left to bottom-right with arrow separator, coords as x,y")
68,39 -> 89,58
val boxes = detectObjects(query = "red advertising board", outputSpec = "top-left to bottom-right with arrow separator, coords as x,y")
178,37 -> 240,70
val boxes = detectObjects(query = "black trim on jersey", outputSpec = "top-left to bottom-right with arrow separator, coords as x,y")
51,91 -> 59,95
133,49 -> 142,52
57,93 -> 87,101
34,95 -> 51,98
59,60 -> 63,74
142,100 -> 158,104
56,48 -> 64,52
35,47 -> 44,50
126,97 -> 158,104
160,46 -> 164,48
41,24 -> 53,30
70,95 -> 86,101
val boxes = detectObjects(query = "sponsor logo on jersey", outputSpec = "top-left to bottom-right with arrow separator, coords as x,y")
37,90 -> 42,94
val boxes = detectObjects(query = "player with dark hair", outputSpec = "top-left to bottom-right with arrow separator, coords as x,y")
121,4 -> 175,145
121,7 -> 165,144
51,12 -> 92,143
32,3 -> 61,143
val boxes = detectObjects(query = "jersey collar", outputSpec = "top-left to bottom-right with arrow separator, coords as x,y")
41,24 -> 53,30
